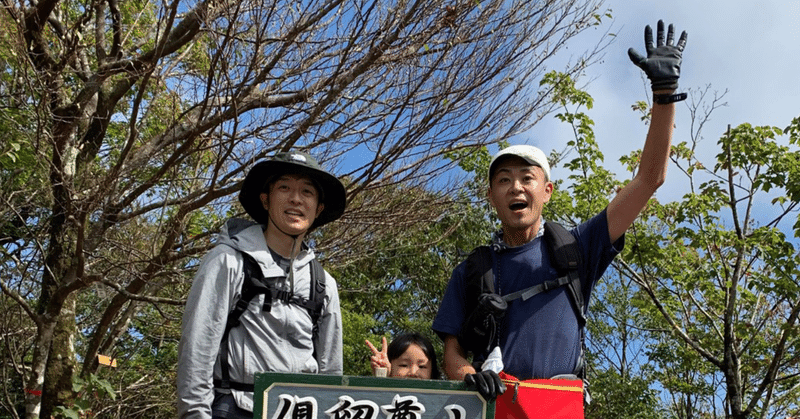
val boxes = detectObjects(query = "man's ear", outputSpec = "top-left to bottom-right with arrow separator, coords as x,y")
542,181 -> 554,203
315,203 -> 325,219
260,192 -> 269,210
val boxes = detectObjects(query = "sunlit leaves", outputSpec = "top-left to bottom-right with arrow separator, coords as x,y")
540,71 -> 621,221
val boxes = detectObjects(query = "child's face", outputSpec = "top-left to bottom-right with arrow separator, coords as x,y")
390,343 -> 432,379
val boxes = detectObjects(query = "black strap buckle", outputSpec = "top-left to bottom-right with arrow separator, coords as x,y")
542,280 -> 556,291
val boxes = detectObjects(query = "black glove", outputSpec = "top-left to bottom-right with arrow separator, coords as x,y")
464,370 -> 505,400
627,20 -> 687,91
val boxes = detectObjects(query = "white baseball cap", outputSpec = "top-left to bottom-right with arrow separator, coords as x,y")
488,145 -> 551,181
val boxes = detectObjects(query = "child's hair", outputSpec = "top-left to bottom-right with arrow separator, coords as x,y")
386,332 -> 441,379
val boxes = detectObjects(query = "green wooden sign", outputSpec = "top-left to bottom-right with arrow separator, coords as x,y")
253,372 -> 494,419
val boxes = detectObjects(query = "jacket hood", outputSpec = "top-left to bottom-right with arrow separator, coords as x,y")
217,218 -> 315,272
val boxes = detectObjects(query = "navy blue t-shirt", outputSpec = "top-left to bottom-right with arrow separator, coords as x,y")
432,210 -> 623,380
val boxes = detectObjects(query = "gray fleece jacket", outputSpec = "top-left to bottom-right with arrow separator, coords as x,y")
177,218 -> 343,419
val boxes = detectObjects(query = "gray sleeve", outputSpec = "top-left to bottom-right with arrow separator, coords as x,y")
314,271 -> 343,375
177,247 -> 239,419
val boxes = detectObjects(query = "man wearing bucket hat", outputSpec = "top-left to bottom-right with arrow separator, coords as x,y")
434,19 -> 688,404
178,151 -> 346,419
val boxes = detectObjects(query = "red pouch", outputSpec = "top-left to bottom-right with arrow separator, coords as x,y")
494,372 -> 584,419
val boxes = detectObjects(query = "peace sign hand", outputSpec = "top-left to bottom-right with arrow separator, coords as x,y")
365,337 -> 391,376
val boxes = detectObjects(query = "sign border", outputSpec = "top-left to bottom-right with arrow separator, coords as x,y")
253,372 -> 495,419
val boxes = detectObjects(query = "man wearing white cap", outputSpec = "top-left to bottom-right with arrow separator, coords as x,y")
434,20 -> 688,400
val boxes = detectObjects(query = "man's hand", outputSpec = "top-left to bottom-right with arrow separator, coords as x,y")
464,370 -> 505,400
628,20 -> 688,91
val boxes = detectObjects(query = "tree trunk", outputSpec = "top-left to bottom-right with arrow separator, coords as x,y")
30,170 -> 81,417
23,321 -> 55,419
40,296 -> 78,418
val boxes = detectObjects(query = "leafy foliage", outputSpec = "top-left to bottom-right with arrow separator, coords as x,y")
543,74 -> 800,418
329,174 -> 495,378
53,374 -> 116,419
618,114 -> 800,418
1,0 -> 613,415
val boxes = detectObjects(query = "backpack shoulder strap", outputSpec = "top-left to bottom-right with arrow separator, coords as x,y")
458,245 -> 500,358
543,222 -> 581,275
543,222 -> 585,324
543,222 -> 587,377
308,258 -> 326,329
464,245 -> 494,305
228,252 -> 269,328
217,251 -> 270,391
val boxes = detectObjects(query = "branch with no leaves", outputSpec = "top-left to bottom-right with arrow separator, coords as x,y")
97,277 -> 185,306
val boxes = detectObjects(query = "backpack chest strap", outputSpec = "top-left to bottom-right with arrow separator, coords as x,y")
501,270 -> 578,302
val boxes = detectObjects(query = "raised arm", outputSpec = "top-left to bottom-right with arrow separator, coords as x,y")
607,20 -> 688,242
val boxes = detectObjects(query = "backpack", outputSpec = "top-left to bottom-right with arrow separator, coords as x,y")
214,251 -> 326,392
457,221 -> 587,377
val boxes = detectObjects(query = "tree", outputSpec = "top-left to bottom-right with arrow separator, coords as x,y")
584,276 -> 668,419
538,73 -> 800,418
619,113 -> 800,419
0,0 -> 611,416
332,146 -> 497,378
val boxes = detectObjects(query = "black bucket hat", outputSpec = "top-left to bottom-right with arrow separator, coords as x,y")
239,151 -> 346,229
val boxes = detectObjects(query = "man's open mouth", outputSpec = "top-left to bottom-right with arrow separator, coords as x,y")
509,202 -> 527,211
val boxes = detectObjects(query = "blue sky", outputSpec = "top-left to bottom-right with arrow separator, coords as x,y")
527,0 -> 800,204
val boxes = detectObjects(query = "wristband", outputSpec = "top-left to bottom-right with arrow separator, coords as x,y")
653,92 -> 687,105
